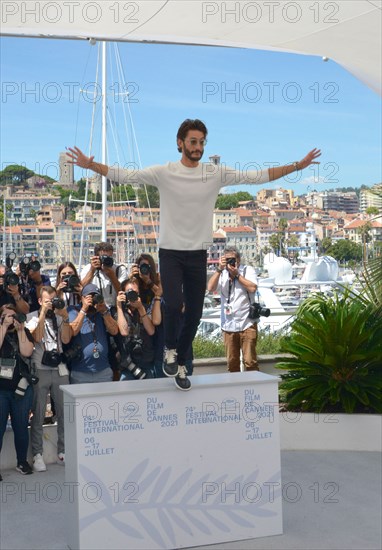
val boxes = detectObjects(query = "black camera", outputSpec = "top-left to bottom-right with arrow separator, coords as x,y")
51,297 -> 65,310
19,257 -> 41,276
62,343 -> 83,365
249,302 -> 271,319
3,270 -> 20,288
100,255 -> 114,268
226,258 -> 236,267
62,274 -> 80,292
5,252 -> 16,269
125,290 -> 139,303
92,293 -> 104,305
12,312 -> 27,324
119,337 -> 146,379
129,337 -> 143,362
139,263 -> 151,276
41,349 -> 62,367
15,368 -> 39,399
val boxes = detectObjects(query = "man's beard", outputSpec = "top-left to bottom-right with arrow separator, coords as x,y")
183,145 -> 204,162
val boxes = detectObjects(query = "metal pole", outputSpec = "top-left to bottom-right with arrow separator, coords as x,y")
101,41 -> 107,242
2,195 -> 6,262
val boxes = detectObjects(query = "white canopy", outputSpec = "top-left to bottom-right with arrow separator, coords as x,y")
1,0 -> 381,95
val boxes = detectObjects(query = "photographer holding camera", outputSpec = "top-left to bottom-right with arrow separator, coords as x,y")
25,286 -> 73,472
208,246 -> 259,373
114,278 -> 159,381
56,262 -> 82,307
17,254 -> 51,313
80,242 -> 128,307
0,304 -> 35,477
67,284 -> 118,384
0,263 -> 29,315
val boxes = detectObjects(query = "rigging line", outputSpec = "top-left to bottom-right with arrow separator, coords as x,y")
112,44 -> 146,255
366,1 -> 381,11
118,1 -> 170,40
113,44 -> 135,166
106,82 -> 136,262
114,51 -> 146,255
115,45 -> 158,247
73,43 -> 95,151
106,47 -> 122,261
106,109 -> 125,263
78,42 -> 101,271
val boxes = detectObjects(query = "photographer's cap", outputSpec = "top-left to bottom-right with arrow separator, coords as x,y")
82,284 -> 101,296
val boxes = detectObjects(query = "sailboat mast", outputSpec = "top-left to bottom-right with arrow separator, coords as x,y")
2,195 -> 6,261
101,41 -> 107,242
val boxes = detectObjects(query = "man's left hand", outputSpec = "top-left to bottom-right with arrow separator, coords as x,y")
298,148 -> 321,170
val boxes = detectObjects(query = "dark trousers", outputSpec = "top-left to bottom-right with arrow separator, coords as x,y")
159,248 -> 207,365
0,385 -> 33,464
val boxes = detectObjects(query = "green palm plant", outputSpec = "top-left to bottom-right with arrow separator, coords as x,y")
277,290 -> 382,413
354,255 -> 382,316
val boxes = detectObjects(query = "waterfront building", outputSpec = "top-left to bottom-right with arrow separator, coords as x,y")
359,184 -> 382,213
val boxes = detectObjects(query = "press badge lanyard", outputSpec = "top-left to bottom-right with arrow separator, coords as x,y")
227,277 -> 236,305
126,309 -> 140,338
43,316 -> 62,353
96,270 -> 112,296
83,313 -> 100,359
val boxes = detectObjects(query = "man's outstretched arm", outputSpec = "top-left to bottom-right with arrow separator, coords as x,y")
268,148 -> 321,181
66,146 -> 109,177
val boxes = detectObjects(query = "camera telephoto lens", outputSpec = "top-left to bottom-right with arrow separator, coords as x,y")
4,272 -> 20,286
260,307 -> 271,317
29,260 -> 41,272
12,312 -> 27,323
62,274 -> 80,292
139,263 -> 151,276
100,255 -> 114,268
226,258 -> 236,267
92,294 -> 104,305
125,290 -> 139,303
52,297 -> 65,310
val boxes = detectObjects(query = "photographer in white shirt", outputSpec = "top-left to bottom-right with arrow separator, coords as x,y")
208,247 -> 259,372
26,286 -> 73,472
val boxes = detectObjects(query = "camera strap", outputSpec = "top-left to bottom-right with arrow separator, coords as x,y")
243,266 -> 258,306
225,276 -> 237,305
42,314 -> 62,353
3,332 -> 18,359
95,270 -> 104,297
125,310 -> 140,339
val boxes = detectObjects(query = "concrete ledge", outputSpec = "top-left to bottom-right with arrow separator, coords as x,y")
280,412 -> 382,452
1,411 -> 380,471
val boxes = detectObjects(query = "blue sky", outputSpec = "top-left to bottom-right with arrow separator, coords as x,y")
1,36 -> 381,196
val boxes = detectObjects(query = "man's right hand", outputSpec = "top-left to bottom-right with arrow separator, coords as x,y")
129,264 -> 139,278
90,256 -> 102,272
81,295 -> 93,312
41,298 -> 53,316
66,146 -> 94,169
219,256 -> 227,270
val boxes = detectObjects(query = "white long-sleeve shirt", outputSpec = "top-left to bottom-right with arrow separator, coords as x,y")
108,161 -> 269,251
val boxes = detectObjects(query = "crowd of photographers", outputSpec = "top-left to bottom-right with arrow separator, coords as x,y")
0,242 -> 263,479
0,243 -> 172,478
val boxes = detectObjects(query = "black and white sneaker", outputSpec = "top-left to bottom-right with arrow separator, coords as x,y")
16,461 -> 33,475
174,365 -> 191,391
163,348 -> 179,377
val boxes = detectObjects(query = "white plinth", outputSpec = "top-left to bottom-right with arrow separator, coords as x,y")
62,372 -> 282,550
